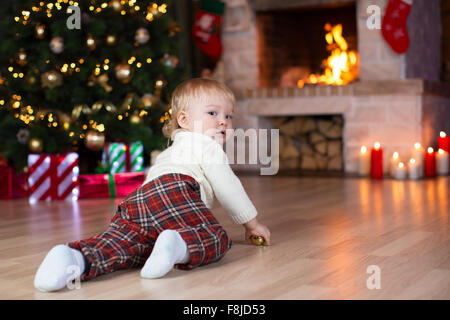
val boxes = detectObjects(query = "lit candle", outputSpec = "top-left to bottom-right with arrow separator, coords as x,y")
436,149 -> 449,175
358,145 -> 370,176
437,131 -> 449,152
393,162 -> 407,180
408,158 -> 420,180
390,152 -> 400,177
371,142 -> 383,179
424,147 -> 436,177
411,142 -> 424,178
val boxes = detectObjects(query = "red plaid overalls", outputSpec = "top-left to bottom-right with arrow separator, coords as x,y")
67,173 -> 232,281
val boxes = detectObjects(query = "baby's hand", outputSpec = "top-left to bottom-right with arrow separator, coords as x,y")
243,218 -> 271,246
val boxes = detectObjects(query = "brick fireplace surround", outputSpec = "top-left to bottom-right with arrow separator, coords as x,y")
221,0 -> 450,174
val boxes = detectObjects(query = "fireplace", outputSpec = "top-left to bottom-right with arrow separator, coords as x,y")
256,2 -> 358,88
221,0 -> 450,175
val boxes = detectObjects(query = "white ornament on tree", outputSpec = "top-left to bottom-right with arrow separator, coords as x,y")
50,37 -> 64,54
135,28 -> 150,44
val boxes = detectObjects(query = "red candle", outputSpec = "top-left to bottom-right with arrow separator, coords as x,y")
424,147 -> 436,177
438,131 -> 449,152
371,142 -> 383,179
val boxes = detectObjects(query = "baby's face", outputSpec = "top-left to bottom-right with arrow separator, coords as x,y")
181,95 -> 234,144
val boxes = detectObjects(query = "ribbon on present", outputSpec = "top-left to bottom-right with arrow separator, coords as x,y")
78,171 -> 145,199
102,141 -> 144,174
27,153 -> 79,203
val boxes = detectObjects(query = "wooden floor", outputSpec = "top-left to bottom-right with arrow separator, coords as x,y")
1,175 -> 449,300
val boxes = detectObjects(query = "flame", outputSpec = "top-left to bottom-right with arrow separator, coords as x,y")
297,23 -> 359,88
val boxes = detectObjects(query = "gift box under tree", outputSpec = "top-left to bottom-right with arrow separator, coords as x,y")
0,164 -> 29,200
101,141 -> 144,174
27,152 -> 79,203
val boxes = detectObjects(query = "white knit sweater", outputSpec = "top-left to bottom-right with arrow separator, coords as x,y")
143,129 -> 258,224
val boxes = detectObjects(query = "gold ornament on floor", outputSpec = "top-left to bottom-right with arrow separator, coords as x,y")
41,71 -> 63,89
35,24 -> 46,39
15,48 -> 28,66
87,73 -> 113,92
250,235 -> 268,246
85,130 -> 105,151
29,137 -> 43,153
115,63 -> 133,83
86,34 -> 97,50
106,34 -> 117,46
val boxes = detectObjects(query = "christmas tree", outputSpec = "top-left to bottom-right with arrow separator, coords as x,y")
0,0 -> 185,172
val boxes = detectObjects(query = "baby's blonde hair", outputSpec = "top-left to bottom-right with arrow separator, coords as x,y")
163,78 -> 236,142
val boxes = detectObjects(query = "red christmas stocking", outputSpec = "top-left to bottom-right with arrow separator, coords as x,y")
381,0 -> 413,54
192,0 -> 225,59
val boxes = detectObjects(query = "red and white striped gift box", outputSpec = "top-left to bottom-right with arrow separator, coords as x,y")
27,152 -> 79,203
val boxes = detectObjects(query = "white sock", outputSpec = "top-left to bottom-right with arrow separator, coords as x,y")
34,244 -> 85,292
140,230 -> 190,279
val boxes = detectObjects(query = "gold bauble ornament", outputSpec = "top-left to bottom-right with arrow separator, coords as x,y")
250,235 -> 268,246
86,34 -> 97,50
106,34 -> 117,46
35,24 -> 46,39
71,104 -> 91,120
41,71 -> 63,89
135,28 -> 150,44
115,63 -> 133,84
29,137 -> 44,153
140,93 -> 159,108
154,77 -> 167,89
91,101 -> 117,113
110,0 -> 122,11
85,130 -> 105,151
15,48 -> 28,66
129,112 -> 142,124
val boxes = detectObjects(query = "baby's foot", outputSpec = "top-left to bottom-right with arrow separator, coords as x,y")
140,230 -> 190,279
34,245 -> 85,292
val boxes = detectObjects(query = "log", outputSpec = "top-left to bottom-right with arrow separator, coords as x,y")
327,140 -> 342,157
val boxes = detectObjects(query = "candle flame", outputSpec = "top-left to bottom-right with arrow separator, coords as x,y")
393,152 -> 399,159
398,162 -> 404,169
414,142 -> 421,149
374,142 -> 381,150
438,148 -> 445,155
427,147 -> 434,153
360,146 -> 367,154
440,131 -> 446,138
409,158 -> 415,164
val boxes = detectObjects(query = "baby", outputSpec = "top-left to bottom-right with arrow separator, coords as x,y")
34,78 -> 271,292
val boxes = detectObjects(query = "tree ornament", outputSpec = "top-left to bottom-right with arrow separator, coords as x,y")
15,48 -> 28,66
35,24 -> 46,39
154,77 -> 167,90
161,53 -> 179,68
140,93 -> 159,108
29,137 -> 44,153
135,28 -> 150,44
16,129 -> 30,144
167,21 -> 182,37
41,71 -> 63,89
106,34 -> 117,46
129,112 -> 142,124
50,37 -> 64,54
25,73 -> 36,85
110,0 -> 122,12
115,63 -> 133,83
71,104 -> 91,120
87,73 -> 113,92
85,130 -> 105,151
92,101 -> 117,114
86,34 -> 97,50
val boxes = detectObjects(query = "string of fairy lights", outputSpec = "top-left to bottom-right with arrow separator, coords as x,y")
1,0 -> 177,148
